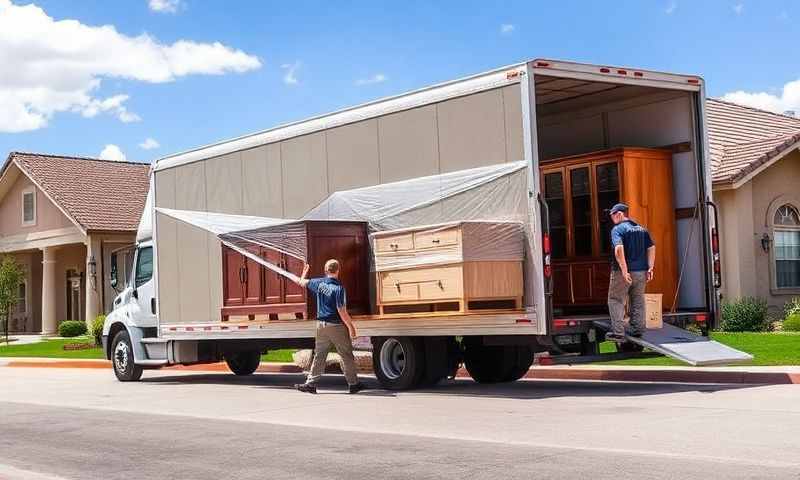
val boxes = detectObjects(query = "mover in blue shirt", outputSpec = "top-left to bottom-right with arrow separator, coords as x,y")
606,203 -> 656,342
293,259 -> 365,394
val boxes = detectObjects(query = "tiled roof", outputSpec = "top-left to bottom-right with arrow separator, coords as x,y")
707,98 -> 800,186
4,152 -> 150,232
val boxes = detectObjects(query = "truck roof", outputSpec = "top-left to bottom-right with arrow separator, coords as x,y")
153,58 -> 702,172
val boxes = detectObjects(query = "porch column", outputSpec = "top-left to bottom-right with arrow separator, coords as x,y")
85,234 -> 101,326
40,246 -> 57,335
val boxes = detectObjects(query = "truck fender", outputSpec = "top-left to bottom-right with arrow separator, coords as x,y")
104,322 -> 148,364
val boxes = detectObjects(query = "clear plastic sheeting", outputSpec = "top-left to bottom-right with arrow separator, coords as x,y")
371,221 -> 525,272
154,160 -> 536,306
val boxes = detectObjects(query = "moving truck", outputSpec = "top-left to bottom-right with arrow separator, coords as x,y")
103,58 -> 747,389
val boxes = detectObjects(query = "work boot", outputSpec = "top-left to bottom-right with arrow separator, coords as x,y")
605,332 -> 626,343
348,382 -> 366,394
295,383 -> 317,394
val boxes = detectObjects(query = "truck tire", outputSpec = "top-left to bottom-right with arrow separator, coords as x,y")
372,337 -> 425,390
419,337 -> 460,387
111,330 -> 143,382
463,339 -> 531,384
225,350 -> 262,376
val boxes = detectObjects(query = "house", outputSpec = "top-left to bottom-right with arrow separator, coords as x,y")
707,99 -> 800,311
0,152 -> 150,334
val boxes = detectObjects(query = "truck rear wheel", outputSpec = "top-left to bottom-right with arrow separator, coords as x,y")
463,339 -> 532,384
225,350 -> 262,376
372,337 -> 425,390
111,330 -> 143,382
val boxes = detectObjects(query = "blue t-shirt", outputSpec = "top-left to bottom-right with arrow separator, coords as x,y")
307,277 -> 347,323
610,220 -> 654,272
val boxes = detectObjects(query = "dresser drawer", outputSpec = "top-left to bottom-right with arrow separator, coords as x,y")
380,281 -> 419,302
379,266 -> 463,304
414,227 -> 460,250
374,233 -> 414,254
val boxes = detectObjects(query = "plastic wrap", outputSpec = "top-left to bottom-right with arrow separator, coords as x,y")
155,160 -> 532,299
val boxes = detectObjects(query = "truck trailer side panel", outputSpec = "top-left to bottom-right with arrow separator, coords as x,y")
154,82 -> 527,326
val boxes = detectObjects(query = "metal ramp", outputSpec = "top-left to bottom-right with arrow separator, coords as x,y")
593,321 -> 754,366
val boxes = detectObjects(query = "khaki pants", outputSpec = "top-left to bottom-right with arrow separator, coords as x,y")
306,322 -> 358,386
608,270 -> 647,337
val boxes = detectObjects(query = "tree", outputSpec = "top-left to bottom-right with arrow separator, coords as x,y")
0,256 -> 25,345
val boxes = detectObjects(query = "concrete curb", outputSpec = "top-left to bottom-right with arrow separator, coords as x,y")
3,358 -> 800,384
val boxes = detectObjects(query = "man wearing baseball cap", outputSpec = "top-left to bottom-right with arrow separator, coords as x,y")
606,203 -> 655,342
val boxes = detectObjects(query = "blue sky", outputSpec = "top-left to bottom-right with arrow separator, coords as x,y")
1,0 -> 798,163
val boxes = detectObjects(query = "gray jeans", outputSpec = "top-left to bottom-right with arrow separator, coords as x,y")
608,270 -> 647,336
306,322 -> 358,386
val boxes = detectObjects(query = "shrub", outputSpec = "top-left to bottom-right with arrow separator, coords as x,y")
783,313 -> 800,332
784,297 -> 800,318
720,297 -> 770,332
91,315 -> 106,345
58,320 -> 87,338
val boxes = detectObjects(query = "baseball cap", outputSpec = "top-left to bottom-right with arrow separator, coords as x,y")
609,203 -> 629,215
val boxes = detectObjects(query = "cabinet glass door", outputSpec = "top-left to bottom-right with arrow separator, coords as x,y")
595,162 -> 620,255
543,171 -> 567,259
569,166 -> 593,257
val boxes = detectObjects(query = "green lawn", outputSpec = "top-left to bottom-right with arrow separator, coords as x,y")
0,337 -> 296,363
598,332 -> 800,366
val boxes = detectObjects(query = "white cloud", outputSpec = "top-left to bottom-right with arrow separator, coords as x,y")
732,3 -> 744,14
148,0 -> 182,13
500,23 -> 515,34
139,137 -> 160,150
721,78 -> 800,115
0,0 -> 261,133
99,144 -> 127,161
281,61 -> 300,85
665,1 -> 677,14
355,73 -> 387,86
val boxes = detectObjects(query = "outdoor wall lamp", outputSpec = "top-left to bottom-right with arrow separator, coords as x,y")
88,254 -> 97,290
761,233 -> 772,252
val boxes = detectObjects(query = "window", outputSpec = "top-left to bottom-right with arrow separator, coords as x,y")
135,247 -> 153,288
22,190 -> 35,225
15,281 -> 26,314
774,204 -> 800,289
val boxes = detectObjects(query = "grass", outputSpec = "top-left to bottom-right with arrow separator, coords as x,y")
598,331 -> 800,366
0,336 -> 297,363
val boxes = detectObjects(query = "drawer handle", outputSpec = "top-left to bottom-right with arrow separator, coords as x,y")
390,243 -> 398,249
431,239 -> 440,244
437,280 -> 443,289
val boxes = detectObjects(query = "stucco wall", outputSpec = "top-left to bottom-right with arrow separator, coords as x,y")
154,85 -> 524,324
0,168 -> 73,236
717,149 -> 800,313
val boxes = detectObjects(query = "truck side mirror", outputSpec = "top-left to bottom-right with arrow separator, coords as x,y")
110,253 -> 118,289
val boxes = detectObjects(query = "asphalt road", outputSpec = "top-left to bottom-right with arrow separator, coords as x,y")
0,367 -> 799,480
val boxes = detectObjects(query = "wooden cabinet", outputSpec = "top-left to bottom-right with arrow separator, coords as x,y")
541,148 -> 678,310
221,220 -> 370,321
372,222 -> 524,315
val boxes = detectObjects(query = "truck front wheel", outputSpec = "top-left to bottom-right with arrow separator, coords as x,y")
225,350 -> 262,376
111,330 -> 143,382
372,337 -> 425,390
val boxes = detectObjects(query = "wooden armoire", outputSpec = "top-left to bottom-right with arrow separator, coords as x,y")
540,147 -> 678,311
221,221 -> 370,321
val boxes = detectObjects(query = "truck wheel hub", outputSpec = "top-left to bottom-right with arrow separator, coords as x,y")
114,342 -> 129,372
379,339 -> 406,380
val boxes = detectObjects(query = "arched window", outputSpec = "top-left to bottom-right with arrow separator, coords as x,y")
773,204 -> 800,289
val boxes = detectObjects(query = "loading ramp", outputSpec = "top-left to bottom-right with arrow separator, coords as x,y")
593,321 -> 754,366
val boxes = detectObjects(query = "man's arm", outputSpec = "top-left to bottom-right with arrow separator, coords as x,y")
614,245 -> 632,284
338,306 -> 357,339
294,263 -> 310,288
646,246 -> 656,282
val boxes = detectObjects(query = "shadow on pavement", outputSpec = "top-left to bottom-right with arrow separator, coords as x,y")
141,371 -> 756,399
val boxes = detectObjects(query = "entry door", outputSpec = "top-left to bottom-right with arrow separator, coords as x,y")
66,271 -> 82,321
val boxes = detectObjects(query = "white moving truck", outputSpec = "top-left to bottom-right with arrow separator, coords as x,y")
103,58 -> 748,390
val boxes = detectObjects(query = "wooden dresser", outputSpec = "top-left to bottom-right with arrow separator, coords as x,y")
540,148 -> 678,311
221,221 -> 370,321
371,222 -> 524,316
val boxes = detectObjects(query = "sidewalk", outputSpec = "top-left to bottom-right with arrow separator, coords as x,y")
3,357 -> 799,384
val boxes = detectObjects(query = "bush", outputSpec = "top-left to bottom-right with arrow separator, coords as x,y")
720,297 -> 770,332
91,315 -> 106,345
783,313 -> 800,332
784,297 -> 800,318
58,320 -> 87,338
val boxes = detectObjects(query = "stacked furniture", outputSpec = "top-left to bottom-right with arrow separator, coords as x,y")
221,220 -> 370,321
540,147 -> 678,311
371,221 -> 525,316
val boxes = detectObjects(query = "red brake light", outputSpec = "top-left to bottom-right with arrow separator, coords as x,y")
543,234 -> 551,255
695,314 -> 707,323
617,69 -> 627,75
600,67 -> 610,73
535,61 -> 550,68
711,227 -> 719,254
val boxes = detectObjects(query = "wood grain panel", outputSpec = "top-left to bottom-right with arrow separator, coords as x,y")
463,261 -> 523,299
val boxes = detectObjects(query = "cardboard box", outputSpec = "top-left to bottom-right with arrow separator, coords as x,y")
623,293 -> 663,330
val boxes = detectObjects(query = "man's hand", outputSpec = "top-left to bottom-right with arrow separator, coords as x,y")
301,263 -> 310,278
347,323 -> 357,339
647,268 -> 654,283
622,270 -> 632,284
